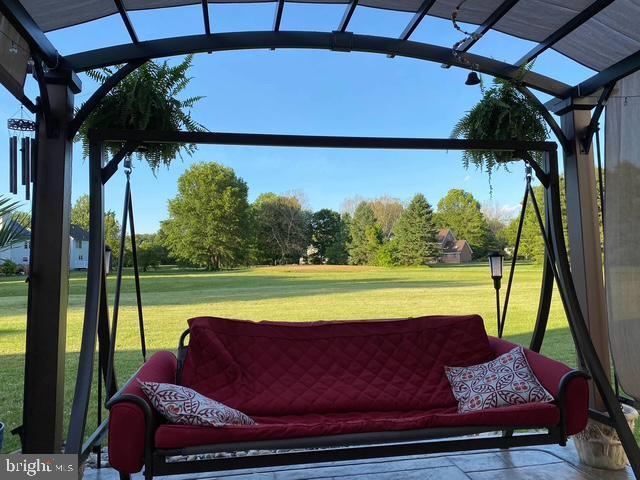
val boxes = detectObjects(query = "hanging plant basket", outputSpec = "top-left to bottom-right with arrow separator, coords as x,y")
76,55 -> 205,171
451,73 -> 549,179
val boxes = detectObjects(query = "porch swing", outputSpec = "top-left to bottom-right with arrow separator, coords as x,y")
61,129 -> 639,480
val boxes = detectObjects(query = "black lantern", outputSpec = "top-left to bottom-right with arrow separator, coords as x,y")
104,246 -> 112,276
488,251 -> 504,335
465,71 -> 481,86
488,251 -> 504,289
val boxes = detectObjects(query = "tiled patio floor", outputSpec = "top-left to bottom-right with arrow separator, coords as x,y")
84,440 -> 634,480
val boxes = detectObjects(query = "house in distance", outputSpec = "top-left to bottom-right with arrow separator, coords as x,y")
437,228 -> 473,264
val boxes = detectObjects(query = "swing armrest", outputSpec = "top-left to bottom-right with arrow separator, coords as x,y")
488,337 -> 589,436
107,351 -> 177,474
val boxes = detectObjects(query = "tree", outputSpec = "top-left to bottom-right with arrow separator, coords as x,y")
71,194 -> 121,260
481,202 -> 513,253
252,193 -> 311,265
435,189 -> 493,258
309,209 -> 348,264
348,202 -> 381,265
162,162 -> 251,270
375,240 -> 399,267
125,233 -> 170,271
502,177 -> 569,262
393,194 -> 439,265
370,196 -> 404,241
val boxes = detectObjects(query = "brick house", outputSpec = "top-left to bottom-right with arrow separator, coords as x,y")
437,228 -> 473,264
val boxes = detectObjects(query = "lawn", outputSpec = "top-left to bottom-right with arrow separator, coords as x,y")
0,263 -> 583,453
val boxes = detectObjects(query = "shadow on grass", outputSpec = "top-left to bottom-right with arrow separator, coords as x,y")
63,274 -> 485,309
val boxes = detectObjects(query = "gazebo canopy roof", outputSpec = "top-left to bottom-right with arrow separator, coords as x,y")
20,0 -> 638,73
1,0 -> 639,107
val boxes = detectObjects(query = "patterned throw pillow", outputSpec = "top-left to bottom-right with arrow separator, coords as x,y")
445,346 -> 555,413
138,380 -> 256,427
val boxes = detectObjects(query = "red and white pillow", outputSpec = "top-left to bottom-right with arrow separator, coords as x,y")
138,380 -> 255,427
445,346 -> 554,413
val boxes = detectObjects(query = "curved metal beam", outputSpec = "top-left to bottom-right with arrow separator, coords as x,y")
530,244 -> 554,352
65,31 -> 572,98
68,60 -> 146,140
516,85 -> 571,153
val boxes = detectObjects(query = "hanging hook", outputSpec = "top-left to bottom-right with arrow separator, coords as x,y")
123,155 -> 132,176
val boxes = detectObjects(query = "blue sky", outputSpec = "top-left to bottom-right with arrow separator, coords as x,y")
0,4 -> 596,233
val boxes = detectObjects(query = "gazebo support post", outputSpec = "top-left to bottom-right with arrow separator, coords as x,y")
22,68 -> 79,453
65,140 -> 105,454
554,100 -> 610,410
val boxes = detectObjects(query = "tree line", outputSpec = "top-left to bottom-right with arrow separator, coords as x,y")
69,162 -> 575,271
157,163 -> 502,269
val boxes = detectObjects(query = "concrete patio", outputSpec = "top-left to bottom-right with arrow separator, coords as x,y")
84,439 -> 633,480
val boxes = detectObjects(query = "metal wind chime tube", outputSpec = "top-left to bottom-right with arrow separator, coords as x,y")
9,136 -> 17,194
7,116 -> 36,200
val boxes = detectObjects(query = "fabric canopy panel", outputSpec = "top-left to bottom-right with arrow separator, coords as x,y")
17,0 -> 640,72
0,14 -> 29,103
605,70 -> 640,401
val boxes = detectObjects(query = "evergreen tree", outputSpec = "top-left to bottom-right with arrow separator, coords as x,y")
393,194 -> 439,265
502,177 -> 569,262
435,189 -> 493,258
348,202 -> 381,265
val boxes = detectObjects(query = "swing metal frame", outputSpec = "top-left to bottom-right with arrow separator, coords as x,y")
65,129 -> 640,479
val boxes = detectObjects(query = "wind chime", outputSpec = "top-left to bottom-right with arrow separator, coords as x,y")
7,109 -> 36,200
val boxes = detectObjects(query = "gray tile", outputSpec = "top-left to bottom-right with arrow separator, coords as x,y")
449,450 -> 563,472
467,463 -> 594,480
534,442 -> 634,480
344,466 -> 470,480
194,456 -> 455,480
82,442 -> 635,480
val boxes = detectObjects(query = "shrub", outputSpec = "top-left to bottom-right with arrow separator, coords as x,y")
375,241 -> 399,267
1,260 -> 18,276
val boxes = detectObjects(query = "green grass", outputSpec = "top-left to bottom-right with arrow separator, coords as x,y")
0,263 -> 613,452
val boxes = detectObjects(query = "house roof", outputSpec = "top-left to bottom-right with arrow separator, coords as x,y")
437,228 -> 452,243
69,224 -> 90,241
455,239 -> 472,253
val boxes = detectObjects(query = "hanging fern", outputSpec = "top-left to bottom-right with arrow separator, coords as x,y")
77,55 -> 205,170
451,70 -> 549,179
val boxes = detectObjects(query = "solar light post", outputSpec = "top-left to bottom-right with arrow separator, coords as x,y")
488,252 -> 504,336
104,246 -> 112,276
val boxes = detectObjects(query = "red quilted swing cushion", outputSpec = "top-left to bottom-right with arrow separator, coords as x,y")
180,315 -> 495,416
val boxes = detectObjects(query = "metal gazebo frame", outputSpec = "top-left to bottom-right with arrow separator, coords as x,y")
68,131 -> 640,478
0,0 -> 639,475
